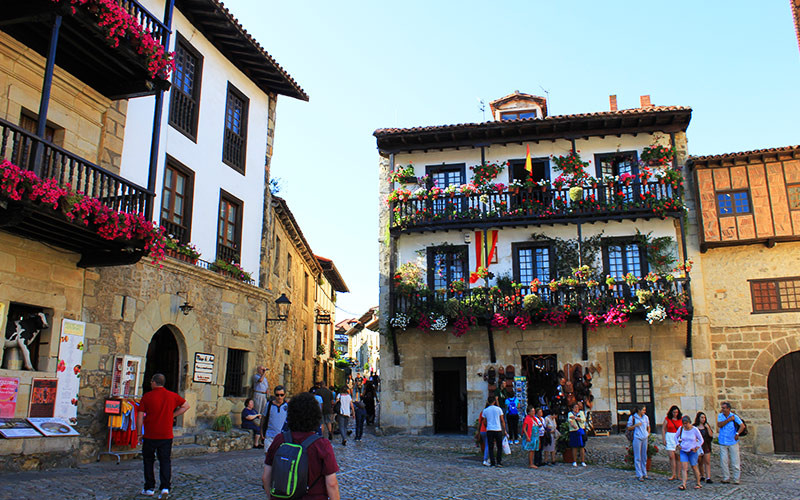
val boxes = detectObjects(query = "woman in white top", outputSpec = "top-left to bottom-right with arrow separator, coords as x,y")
626,405 -> 650,481
335,387 -> 355,446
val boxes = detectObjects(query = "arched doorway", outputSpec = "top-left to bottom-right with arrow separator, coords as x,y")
767,351 -> 800,453
142,326 -> 181,394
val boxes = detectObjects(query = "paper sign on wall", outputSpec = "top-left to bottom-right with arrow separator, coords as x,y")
29,379 -> 57,418
193,353 -> 215,383
0,377 -> 19,418
54,319 -> 85,424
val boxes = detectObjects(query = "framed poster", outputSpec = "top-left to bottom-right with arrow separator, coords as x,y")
54,319 -> 85,424
0,377 -> 19,418
27,417 -> 79,437
0,418 -> 42,439
110,355 -> 143,397
192,352 -> 215,383
29,378 -> 58,418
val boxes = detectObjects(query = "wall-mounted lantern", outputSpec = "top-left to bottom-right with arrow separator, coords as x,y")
266,293 -> 291,322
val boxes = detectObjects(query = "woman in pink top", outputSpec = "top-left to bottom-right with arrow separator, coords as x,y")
676,415 -> 704,490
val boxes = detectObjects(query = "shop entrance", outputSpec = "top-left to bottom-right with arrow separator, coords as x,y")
142,326 -> 180,394
522,355 -> 562,415
432,357 -> 467,433
768,351 -> 800,453
614,352 -> 654,422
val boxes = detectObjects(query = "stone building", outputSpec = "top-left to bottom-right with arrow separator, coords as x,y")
0,0 -> 320,469
376,92 -> 716,434
689,145 -> 800,454
345,307 -> 380,375
315,255 -> 350,385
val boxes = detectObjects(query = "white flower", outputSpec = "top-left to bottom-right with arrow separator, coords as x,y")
430,315 -> 448,331
646,305 -> 666,325
390,313 -> 409,330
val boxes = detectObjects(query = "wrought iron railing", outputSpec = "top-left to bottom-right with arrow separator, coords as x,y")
116,0 -> 170,47
161,219 -> 188,244
389,180 -> 681,231
0,117 -> 153,215
393,277 -> 689,323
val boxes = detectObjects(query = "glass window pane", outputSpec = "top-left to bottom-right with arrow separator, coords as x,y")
176,174 -> 185,195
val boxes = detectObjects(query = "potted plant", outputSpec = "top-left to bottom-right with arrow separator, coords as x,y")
556,421 -> 573,463
210,259 -> 252,282
624,434 -> 660,470
164,237 -> 200,264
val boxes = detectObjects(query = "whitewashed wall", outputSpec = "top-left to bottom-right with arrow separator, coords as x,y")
120,1 -> 272,277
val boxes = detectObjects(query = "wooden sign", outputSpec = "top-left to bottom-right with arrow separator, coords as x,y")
193,352 -> 215,383
104,399 -> 121,415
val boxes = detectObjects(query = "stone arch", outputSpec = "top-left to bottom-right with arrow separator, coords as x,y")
749,335 -> 800,388
129,294 -> 205,392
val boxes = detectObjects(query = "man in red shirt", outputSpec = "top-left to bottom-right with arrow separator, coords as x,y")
137,373 -> 190,499
263,392 -> 340,500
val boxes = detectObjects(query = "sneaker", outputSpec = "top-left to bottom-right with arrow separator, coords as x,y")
721,479 -> 730,484
140,490 -> 155,497
706,478 -> 713,484
733,480 -> 740,485
572,462 -> 577,467
158,490 -> 169,499
342,440 -> 347,446
581,462 -> 587,467
495,463 -> 503,468
483,460 -> 491,467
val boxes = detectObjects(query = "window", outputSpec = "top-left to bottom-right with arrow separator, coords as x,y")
19,110 -> 57,144
750,277 -> 800,313
513,243 -> 553,286
304,272 -> 310,305
788,185 -> 800,210
426,164 -> 465,215
500,111 -> 537,120
273,237 -> 281,276
595,151 -> 639,202
603,239 -> 647,279
717,190 -> 750,215
223,348 -> 247,397
169,34 -> 203,140
160,157 -> 194,243
427,245 -> 468,291
509,158 -> 550,184
286,253 -> 292,286
217,191 -> 242,263
222,83 -> 248,173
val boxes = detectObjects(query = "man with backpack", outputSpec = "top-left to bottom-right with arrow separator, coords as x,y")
717,401 -> 746,485
260,386 -> 289,449
263,392 -> 340,500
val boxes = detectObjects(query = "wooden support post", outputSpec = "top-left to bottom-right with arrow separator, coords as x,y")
488,323 -> 496,363
582,323 -> 588,361
33,14 -> 62,177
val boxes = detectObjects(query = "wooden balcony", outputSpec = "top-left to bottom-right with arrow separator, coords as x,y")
0,118 -> 155,267
389,180 -> 682,233
0,0 -> 171,99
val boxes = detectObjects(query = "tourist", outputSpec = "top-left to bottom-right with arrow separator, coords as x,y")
505,392 -> 521,444
241,398 -> 263,448
626,405 -> 650,481
262,392 -> 340,500
567,403 -> 587,467
137,373 -> 190,499
260,386 -> 288,449
521,405 -> 539,468
542,411 -> 558,465
354,400 -> 367,441
252,365 -> 269,416
532,407 -> 546,466
478,401 -> 490,466
694,412 -> 714,483
483,395 -> 507,467
315,381 -> 335,440
676,415 -> 704,490
335,387 -> 355,446
717,401 -> 745,485
362,380 -> 377,425
661,405 -> 682,480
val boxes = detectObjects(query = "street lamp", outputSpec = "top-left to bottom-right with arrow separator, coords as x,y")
266,293 -> 291,322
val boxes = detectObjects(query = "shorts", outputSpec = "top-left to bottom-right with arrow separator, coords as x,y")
679,449 -> 699,466
665,431 -> 678,451
323,413 -> 335,424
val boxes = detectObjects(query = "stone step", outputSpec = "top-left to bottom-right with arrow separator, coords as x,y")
171,443 -> 210,458
172,434 -> 197,446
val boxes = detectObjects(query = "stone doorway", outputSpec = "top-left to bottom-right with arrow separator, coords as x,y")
142,326 -> 181,394
767,350 -> 800,453
432,357 -> 467,434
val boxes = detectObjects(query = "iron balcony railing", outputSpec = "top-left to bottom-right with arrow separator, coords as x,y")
116,0 -> 170,47
389,180 -> 681,232
0,117 -> 153,215
393,277 -> 689,324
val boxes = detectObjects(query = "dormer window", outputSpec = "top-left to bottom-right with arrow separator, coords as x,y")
500,110 -> 538,121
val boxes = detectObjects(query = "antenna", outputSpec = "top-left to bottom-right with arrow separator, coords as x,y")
477,98 -> 486,121
539,85 -> 550,114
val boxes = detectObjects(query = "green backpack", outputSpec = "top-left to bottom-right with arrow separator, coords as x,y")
270,430 -> 321,499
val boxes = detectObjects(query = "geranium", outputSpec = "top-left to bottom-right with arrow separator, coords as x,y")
417,314 -> 431,332
452,314 -> 477,337
388,165 -> 415,183
542,308 -> 569,326
55,0 -> 175,80
430,315 -> 448,331
469,266 -> 490,284
513,313 -> 531,330
552,150 -> 590,187
667,303 -> 689,322
470,161 -> 506,186
602,305 -> 629,328
491,313 -> 509,330
580,311 -> 601,331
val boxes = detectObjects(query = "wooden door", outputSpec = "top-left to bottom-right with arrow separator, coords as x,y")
768,351 -> 800,453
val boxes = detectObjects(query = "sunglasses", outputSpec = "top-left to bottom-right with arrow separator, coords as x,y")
275,393 -> 286,397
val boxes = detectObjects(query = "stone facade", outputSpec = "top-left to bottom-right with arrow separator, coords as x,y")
0,32 -> 127,173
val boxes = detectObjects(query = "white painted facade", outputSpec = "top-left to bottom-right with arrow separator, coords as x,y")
120,0 -> 273,277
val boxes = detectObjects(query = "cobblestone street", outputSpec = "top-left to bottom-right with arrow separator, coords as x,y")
2,434 -> 798,500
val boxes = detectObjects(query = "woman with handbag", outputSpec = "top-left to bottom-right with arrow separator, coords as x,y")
694,412 -> 714,483
568,403 -> 587,467
542,412 -> 558,465
521,405 -> 539,468
662,405 -> 683,481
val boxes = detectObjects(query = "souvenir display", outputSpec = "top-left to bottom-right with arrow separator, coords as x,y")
27,417 -> 79,437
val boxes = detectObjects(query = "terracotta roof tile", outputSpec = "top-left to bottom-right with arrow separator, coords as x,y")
373,105 -> 690,136
689,145 -> 800,163
793,0 -> 800,54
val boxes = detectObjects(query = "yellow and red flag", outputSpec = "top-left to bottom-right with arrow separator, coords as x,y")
524,144 -> 533,180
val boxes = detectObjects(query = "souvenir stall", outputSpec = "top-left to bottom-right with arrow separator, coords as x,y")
98,355 -> 142,463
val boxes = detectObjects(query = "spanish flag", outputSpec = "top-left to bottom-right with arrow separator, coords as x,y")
524,144 -> 533,180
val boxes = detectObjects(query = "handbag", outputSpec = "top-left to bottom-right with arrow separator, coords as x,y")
625,416 -> 635,442
501,436 -> 512,455
541,431 -> 552,447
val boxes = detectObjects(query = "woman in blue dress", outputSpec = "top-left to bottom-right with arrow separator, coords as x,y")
521,405 -> 540,468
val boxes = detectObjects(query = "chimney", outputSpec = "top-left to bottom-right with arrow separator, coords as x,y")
609,95 -> 618,112
640,95 -> 652,108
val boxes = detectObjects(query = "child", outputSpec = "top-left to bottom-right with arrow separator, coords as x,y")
354,400 -> 367,441
522,405 -> 539,469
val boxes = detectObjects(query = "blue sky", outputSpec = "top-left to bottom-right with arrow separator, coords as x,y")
233,0 -> 800,317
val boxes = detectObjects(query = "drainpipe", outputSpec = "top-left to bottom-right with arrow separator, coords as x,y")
388,152 -> 400,365
671,132 -> 694,357
33,14 -> 62,176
